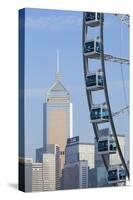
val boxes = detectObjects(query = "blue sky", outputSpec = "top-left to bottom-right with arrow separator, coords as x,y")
23,8 -> 129,161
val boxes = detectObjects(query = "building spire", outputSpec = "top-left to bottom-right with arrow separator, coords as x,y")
56,49 -> 61,81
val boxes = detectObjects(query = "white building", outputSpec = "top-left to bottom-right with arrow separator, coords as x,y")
43,154 -> 56,191
32,144 -> 61,192
32,163 -> 43,192
43,144 -> 61,191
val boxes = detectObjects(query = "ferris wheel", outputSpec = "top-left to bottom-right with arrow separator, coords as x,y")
82,12 -> 129,185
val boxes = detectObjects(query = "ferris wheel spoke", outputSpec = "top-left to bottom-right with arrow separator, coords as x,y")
112,106 -> 129,117
104,54 -> 129,65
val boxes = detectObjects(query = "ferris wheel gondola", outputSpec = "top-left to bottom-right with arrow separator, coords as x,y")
108,166 -> 126,184
90,103 -> 109,123
85,12 -> 102,27
84,39 -> 101,58
86,69 -> 104,91
98,135 -> 117,155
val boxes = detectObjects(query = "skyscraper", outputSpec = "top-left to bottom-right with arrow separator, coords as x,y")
64,160 -> 88,189
32,144 -> 61,191
32,162 -> 43,192
43,144 -> 61,191
43,54 -> 73,170
65,136 -> 94,169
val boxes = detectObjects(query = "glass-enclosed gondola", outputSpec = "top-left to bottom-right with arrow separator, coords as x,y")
86,70 -> 104,91
108,167 -> 126,184
85,12 -> 101,27
98,135 -> 117,154
84,39 -> 101,58
90,103 -> 109,123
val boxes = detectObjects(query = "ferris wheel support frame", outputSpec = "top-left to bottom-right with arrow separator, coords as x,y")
82,13 -> 109,171
82,12 -> 129,179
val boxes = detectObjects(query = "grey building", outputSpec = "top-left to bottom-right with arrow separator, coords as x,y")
36,147 -> 45,163
63,136 -> 96,189
65,138 -> 94,169
64,160 -> 88,189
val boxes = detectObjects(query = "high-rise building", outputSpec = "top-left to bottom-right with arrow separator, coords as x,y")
65,136 -> 94,169
43,70 -> 73,170
95,128 -> 125,187
43,144 -> 61,191
63,136 -> 95,189
33,144 -> 61,191
36,147 -> 45,163
64,160 -> 88,189
32,163 -> 43,192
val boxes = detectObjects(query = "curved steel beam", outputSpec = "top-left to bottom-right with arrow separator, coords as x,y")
82,13 -> 109,171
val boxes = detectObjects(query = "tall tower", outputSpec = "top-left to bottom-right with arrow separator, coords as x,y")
43,50 -> 73,170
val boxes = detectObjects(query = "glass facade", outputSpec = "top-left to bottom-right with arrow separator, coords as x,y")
108,169 -> 126,182
98,138 -> 116,153
86,12 -> 96,21
102,108 -> 109,119
98,140 -> 108,152
110,140 -> 117,151
85,12 -> 101,22
98,75 -> 104,86
119,169 -> 126,180
86,74 -> 103,88
86,75 -> 96,87
84,41 -> 94,53
108,169 -> 118,181
96,42 -> 100,53
91,108 -> 101,120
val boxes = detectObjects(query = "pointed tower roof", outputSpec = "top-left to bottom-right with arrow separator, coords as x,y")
46,50 -> 70,102
55,49 -> 61,81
